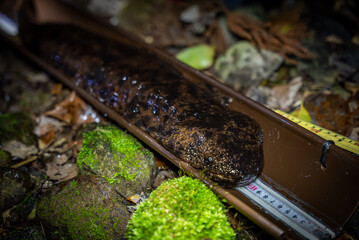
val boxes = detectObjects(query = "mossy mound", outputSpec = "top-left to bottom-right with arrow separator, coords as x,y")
37,175 -> 129,240
77,125 -> 155,198
126,176 -> 236,240
0,112 -> 36,146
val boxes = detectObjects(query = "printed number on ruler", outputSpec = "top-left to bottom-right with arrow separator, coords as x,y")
237,179 -> 335,240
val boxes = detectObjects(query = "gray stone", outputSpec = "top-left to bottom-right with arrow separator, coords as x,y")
180,5 -> 200,24
214,41 -> 283,92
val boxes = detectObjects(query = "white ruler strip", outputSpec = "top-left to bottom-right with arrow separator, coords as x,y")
236,178 -> 336,239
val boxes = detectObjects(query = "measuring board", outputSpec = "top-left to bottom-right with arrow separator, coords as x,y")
236,178 -> 336,239
275,110 -> 359,155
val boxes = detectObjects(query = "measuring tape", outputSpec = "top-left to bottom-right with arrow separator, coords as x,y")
275,110 -> 359,155
236,178 -> 336,239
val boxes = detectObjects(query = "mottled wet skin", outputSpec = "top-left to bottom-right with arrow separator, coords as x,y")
24,24 -> 263,187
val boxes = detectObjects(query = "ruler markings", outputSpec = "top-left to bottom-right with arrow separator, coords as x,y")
275,110 -> 359,155
237,178 -> 336,240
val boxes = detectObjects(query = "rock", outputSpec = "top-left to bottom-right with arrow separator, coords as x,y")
37,175 -> 129,240
2,191 -> 38,228
214,41 -> 283,92
152,169 -> 177,189
0,112 -> 36,146
2,226 -> 44,240
20,92 -> 54,115
77,125 -> 156,198
0,149 -> 11,167
180,5 -> 200,24
0,112 -> 38,159
126,176 -> 236,240
0,167 -> 33,212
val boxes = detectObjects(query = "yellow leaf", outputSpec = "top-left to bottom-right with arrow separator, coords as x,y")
290,101 -> 311,122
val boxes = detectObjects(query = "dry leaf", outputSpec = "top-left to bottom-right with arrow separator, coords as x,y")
50,83 -> 63,95
304,94 -> 353,136
39,130 -> 55,150
45,162 -> 79,182
34,115 -> 64,137
43,153 -> 78,182
45,91 -> 100,124
1,140 -> 38,159
290,101 -> 311,122
268,76 -> 303,111
127,194 -> 142,204
225,11 -> 313,64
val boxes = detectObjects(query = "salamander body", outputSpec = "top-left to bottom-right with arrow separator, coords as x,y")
25,24 -> 263,187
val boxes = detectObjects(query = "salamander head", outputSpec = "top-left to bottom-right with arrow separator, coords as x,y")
169,113 -> 264,187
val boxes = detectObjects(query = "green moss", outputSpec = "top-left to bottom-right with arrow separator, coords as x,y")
38,176 -> 128,239
70,180 -> 77,189
126,176 -> 236,240
0,112 -> 36,145
77,126 -> 146,182
0,149 -> 11,166
0,149 -> 10,159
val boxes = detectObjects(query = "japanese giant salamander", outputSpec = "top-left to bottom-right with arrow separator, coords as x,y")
24,24 -> 263,187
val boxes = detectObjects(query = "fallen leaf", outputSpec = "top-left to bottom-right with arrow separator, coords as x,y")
50,83 -> 63,95
45,92 -> 100,124
290,101 -> 311,122
26,72 -> 48,84
43,154 -> 78,182
127,194 -> 142,204
304,93 -> 353,136
45,162 -> 78,182
39,130 -> 55,150
46,129 -> 78,154
268,76 -> 303,111
1,140 -> 38,159
34,115 -> 64,137
176,44 -> 215,70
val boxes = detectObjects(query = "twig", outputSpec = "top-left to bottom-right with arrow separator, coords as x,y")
11,155 -> 38,168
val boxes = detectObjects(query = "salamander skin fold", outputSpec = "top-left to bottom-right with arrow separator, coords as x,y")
24,24 -> 264,187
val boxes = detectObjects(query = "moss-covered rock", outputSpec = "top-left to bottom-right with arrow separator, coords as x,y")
126,176 -> 236,240
0,112 -> 36,146
77,125 -> 156,198
3,191 -> 38,228
0,112 -> 38,159
37,175 -> 129,240
0,167 -> 34,212
0,149 -> 11,167
2,226 -> 45,240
